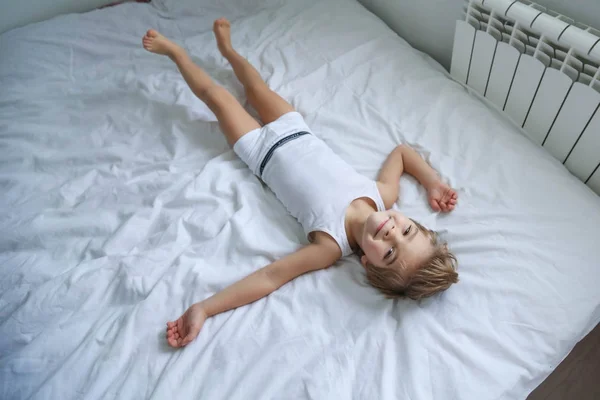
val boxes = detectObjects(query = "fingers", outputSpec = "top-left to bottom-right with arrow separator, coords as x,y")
166,328 -> 179,340
180,334 -> 193,347
165,325 -> 200,348
166,323 -> 179,348
166,319 -> 183,347
180,326 -> 200,347
441,189 -> 458,212
429,197 -> 442,212
449,190 -> 458,202
165,316 -> 192,348
167,336 -> 178,347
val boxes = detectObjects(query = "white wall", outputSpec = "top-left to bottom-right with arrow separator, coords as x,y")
0,0 -> 116,34
359,0 -> 600,71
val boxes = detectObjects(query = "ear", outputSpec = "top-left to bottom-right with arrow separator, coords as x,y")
360,255 -> 369,269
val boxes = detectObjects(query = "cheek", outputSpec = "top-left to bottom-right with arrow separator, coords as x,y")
362,239 -> 383,259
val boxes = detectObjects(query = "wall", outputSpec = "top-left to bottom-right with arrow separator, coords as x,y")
0,0 -> 116,34
358,0 -> 600,71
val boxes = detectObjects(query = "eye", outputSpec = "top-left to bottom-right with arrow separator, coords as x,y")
384,247 -> 395,259
403,225 -> 412,236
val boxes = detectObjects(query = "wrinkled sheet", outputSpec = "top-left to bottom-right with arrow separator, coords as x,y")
1,0 -> 599,399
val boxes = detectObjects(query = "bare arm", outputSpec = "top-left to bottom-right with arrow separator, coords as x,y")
166,235 -> 341,347
377,145 -> 457,212
201,239 -> 340,317
377,145 -> 440,207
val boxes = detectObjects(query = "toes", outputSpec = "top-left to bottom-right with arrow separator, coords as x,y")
147,29 -> 158,37
142,36 -> 152,50
214,18 -> 230,28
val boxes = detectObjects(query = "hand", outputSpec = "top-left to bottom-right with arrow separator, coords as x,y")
426,180 -> 458,213
166,303 -> 207,348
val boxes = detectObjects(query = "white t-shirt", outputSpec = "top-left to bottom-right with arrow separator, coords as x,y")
262,133 -> 386,256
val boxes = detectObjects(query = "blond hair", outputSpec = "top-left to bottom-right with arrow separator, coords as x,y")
362,220 -> 458,300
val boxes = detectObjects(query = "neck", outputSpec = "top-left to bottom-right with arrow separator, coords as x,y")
346,198 -> 376,250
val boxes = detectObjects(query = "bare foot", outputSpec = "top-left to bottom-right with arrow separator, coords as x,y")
166,303 -> 207,348
427,180 -> 458,213
142,29 -> 182,57
213,18 -> 233,56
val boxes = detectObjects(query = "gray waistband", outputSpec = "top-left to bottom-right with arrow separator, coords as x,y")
259,131 -> 311,177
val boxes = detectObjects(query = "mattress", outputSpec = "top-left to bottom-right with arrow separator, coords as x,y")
1,0 -> 599,399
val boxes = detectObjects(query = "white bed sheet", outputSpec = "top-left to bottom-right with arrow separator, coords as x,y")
1,0 -> 599,399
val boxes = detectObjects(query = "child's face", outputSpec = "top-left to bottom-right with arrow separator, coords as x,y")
360,210 -> 434,275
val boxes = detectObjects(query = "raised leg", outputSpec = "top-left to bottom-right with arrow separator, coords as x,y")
213,18 -> 295,124
142,29 -> 260,146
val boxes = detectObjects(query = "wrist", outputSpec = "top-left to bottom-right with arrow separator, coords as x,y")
195,301 -> 212,318
422,175 -> 440,190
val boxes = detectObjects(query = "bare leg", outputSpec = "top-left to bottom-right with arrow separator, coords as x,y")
213,18 -> 294,124
142,29 -> 260,146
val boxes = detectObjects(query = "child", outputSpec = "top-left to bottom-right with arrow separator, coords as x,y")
142,19 -> 459,348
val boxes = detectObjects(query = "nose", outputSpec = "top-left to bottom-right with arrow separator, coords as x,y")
384,224 -> 395,238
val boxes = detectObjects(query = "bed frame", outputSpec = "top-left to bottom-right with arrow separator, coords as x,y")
451,0 -> 600,196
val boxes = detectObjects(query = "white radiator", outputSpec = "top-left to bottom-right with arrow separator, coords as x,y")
451,0 -> 600,195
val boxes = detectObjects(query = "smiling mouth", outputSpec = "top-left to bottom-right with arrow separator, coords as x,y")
375,217 -> 390,236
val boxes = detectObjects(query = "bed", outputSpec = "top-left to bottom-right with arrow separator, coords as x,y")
1,0 -> 599,398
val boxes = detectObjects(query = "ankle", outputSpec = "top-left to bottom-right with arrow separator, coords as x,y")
168,47 -> 187,62
221,46 -> 237,59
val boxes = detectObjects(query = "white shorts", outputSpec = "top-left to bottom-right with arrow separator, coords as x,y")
233,111 -> 311,178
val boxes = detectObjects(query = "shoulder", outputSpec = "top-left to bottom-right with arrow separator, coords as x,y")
311,231 -> 343,260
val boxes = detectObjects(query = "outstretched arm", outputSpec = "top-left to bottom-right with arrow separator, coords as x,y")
377,144 -> 457,212
166,237 -> 341,348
